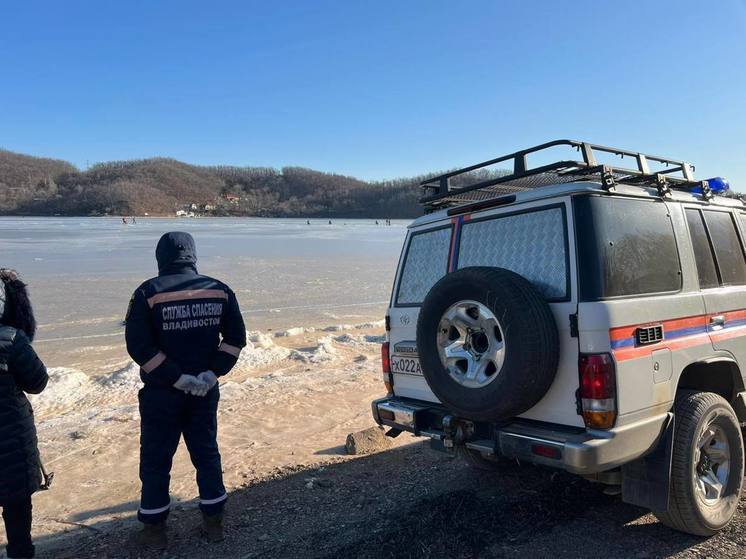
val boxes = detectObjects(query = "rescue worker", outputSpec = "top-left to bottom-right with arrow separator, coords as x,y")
125,232 -> 246,548
0,269 -> 48,559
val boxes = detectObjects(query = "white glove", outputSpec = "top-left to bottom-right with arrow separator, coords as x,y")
173,374 -> 210,396
197,370 -> 218,394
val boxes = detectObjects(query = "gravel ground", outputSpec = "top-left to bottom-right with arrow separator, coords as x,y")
37,440 -> 746,559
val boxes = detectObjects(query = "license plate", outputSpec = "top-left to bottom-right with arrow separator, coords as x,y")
390,355 -> 422,376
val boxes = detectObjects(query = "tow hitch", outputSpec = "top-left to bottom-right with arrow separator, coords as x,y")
442,415 -> 474,452
443,415 -> 456,450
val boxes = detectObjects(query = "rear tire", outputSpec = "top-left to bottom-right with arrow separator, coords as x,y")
655,391 -> 744,536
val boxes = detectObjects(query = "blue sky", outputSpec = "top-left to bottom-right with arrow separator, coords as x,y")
1,0 -> 745,185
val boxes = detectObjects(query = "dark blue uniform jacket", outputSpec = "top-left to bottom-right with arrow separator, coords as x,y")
125,232 -> 246,387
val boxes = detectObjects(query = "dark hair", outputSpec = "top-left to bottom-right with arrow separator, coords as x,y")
0,269 -> 37,341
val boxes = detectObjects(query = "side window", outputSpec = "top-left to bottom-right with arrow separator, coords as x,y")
574,196 -> 681,300
396,227 -> 451,305
457,206 -> 568,299
703,210 -> 746,285
685,209 -> 719,289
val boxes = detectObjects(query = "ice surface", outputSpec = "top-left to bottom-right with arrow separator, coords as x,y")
1,217 -> 404,371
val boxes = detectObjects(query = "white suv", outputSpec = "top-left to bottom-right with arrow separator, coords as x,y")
372,140 -> 745,536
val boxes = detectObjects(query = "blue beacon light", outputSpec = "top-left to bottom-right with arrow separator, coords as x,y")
692,177 -> 730,195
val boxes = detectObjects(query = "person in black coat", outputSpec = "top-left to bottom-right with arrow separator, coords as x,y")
0,270 -> 48,559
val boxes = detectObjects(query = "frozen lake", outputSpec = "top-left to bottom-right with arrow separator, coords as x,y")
0,217 -> 408,370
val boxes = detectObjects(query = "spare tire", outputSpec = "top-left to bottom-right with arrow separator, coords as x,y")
416,267 -> 559,422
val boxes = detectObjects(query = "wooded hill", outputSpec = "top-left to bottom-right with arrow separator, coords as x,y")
0,149 -> 508,218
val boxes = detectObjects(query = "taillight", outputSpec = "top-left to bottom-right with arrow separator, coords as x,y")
531,443 -> 562,460
381,342 -> 393,394
381,342 -> 391,373
579,353 -> 616,429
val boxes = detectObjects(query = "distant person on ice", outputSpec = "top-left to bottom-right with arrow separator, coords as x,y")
0,269 -> 48,559
125,232 -> 246,549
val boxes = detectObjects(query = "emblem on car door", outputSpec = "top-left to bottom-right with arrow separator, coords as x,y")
400,314 -> 411,325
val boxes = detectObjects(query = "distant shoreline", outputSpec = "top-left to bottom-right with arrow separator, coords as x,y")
0,214 -> 415,220
0,149 -> 426,220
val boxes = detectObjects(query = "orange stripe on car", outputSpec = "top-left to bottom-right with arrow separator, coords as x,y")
612,332 -> 711,362
609,313 -> 715,362
609,314 -> 708,342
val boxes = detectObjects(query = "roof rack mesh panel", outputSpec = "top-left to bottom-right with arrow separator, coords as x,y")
426,172 -> 595,208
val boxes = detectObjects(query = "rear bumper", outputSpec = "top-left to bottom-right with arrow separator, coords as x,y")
372,397 -> 671,475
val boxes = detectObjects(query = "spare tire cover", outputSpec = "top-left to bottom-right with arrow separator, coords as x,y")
416,266 -> 559,422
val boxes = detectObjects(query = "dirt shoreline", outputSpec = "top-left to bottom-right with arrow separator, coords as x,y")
7,324 -> 391,553
40,441 -> 746,558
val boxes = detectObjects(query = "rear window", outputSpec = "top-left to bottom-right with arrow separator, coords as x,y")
574,196 -> 681,300
396,227 -> 451,305
457,206 -> 569,299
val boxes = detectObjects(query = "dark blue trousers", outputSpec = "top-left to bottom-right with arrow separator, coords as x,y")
138,385 -> 226,524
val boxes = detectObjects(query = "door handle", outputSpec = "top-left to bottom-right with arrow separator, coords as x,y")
710,315 -> 725,330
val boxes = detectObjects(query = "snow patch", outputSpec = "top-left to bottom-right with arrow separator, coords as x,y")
274,326 -> 316,338
234,332 -> 291,371
333,333 -> 385,348
321,324 -> 349,332
248,331 -> 275,349
30,367 -> 91,409
322,319 -> 385,333
97,361 -> 142,390
290,336 -> 337,364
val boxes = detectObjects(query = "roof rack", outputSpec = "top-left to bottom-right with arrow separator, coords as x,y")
420,139 -> 707,210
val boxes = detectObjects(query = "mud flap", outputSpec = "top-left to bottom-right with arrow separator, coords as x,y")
621,413 -> 674,513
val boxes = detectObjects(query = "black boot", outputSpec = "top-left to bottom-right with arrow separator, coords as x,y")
131,522 -> 168,550
201,512 -> 224,543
